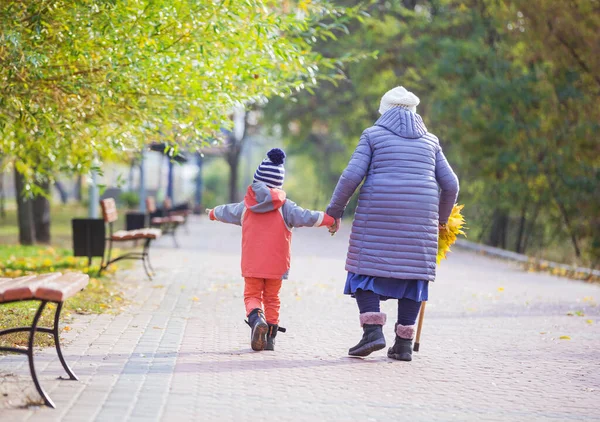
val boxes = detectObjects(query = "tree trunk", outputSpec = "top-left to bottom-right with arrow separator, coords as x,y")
33,182 -> 51,244
194,153 -> 204,213
0,166 -> 5,219
555,198 -> 582,258
227,153 -> 240,203
14,168 -> 35,245
54,180 -> 68,204
75,174 -> 83,202
522,201 -> 541,254
515,204 -> 528,253
488,209 -> 508,249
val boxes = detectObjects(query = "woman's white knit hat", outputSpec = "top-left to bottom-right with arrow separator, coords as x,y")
378,86 -> 420,115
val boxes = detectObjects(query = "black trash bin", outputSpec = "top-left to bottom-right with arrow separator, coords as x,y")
126,212 -> 146,231
72,218 -> 106,266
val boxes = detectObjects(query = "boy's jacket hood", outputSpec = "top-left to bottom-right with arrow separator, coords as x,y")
244,182 -> 286,213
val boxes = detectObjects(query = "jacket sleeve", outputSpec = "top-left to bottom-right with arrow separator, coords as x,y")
210,202 -> 245,226
435,148 -> 459,224
326,131 -> 372,219
282,200 -> 335,229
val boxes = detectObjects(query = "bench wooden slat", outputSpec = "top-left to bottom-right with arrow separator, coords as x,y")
112,228 -> 162,241
0,276 -> 36,301
0,273 -> 63,302
100,198 -> 118,223
151,215 -> 185,225
145,196 -> 157,213
35,273 -> 90,302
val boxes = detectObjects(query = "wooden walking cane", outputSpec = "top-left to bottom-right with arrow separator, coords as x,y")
413,301 -> 427,352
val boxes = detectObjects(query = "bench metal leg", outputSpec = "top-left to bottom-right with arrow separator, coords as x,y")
52,302 -> 78,381
99,238 -> 114,276
28,301 -> 56,408
171,224 -> 180,248
142,239 -> 154,280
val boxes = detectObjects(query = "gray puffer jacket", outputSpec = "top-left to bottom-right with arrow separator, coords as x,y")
326,107 -> 459,281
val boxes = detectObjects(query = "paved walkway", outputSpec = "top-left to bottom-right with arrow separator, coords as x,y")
1,216 -> 599,421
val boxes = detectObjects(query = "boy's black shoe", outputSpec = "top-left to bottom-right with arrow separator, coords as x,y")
265,323 -> 286,351
246,308 -> 268,351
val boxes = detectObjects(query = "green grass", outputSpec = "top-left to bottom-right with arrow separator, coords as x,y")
0,201 -> 90,248
0,244 -> 131,349
0,278 -> 125,349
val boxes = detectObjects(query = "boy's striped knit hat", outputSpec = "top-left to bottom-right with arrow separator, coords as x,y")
254,148 -> 286,189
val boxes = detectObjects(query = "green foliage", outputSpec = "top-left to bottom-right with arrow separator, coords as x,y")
0,245 -> 118,278
120,191 -> 140,209
202,158 -> 231,209
0,0 -> 364,193
265,0 -> 600,266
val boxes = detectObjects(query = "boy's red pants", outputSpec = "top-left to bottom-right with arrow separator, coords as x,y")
244,277 -> 283,324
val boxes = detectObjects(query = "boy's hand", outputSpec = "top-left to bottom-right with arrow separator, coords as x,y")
205,208 -> 213,216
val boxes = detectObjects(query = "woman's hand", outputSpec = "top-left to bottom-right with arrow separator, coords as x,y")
329,219 -> 341,236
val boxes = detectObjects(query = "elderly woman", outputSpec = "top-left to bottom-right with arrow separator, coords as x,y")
326,86 -> 459,361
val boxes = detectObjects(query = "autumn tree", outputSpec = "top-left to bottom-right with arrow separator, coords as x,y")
0,0 -> 361,243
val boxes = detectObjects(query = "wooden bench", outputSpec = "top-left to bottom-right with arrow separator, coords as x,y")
146,196 -> 184,247
100,198 -> 162,280
0,272 -> 89,408
163,197 -> 192,233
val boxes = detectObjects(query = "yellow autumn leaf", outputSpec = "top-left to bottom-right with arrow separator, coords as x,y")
192,296 -> 199,302
497,287 -> 505,292
586,320 -> 593,324
63,326 -> 71,332
437,204 -> 466,265
559,335 -> 571,340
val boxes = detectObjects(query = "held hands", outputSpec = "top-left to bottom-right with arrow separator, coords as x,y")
328,218 -> 341,236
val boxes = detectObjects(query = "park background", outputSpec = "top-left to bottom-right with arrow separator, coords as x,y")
1,0 -> 598,269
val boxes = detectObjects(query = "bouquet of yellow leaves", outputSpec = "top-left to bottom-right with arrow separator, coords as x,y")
437,204 -> 466,265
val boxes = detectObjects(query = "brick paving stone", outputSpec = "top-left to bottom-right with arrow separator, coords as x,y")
1,216 -> 599,421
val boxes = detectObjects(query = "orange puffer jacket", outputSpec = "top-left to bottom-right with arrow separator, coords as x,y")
209,182 -> 334,280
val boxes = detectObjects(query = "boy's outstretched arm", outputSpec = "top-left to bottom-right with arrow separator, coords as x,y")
281,200 -> 335,229
207,202 -> 245,226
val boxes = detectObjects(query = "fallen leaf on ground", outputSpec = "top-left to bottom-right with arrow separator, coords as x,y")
153,326 -> 162,329
586,320 -> 593,324
497,287 -> 504,292
63,326 -> 71,332
559,335 -> 571,340
151,285 -> 165,289
192,296 -> 199,302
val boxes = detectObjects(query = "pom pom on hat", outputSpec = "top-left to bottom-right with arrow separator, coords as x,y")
378,86 -> 420,115
267,148 -> 286,165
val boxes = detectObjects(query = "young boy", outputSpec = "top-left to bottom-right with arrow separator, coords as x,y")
207,148 -> 335,351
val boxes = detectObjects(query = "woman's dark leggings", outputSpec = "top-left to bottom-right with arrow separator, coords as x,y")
355,289 -> 421,326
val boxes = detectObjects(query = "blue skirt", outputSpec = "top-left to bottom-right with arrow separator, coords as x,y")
344,272 -> 429,302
